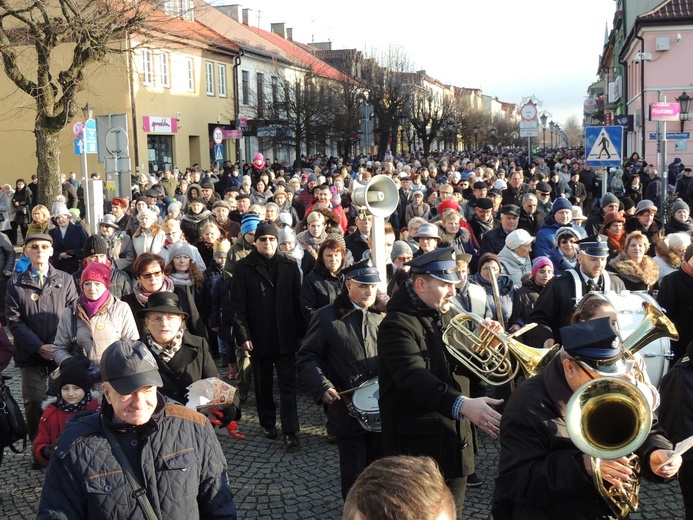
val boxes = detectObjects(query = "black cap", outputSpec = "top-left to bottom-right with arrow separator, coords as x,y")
577,234 -> 609,258
487,188 -> 502,197
561,317 -> 626,375
536,182 -> 552,194
24,233 -> 53,246
476,198 -> 494,210
144,189 -> 159,198
84,235 -> 109,257
200,179 -> 214,189
100,339 -> 163,395
57,356 -> 92,394
255,221 -> 279,239
500,204 -> 520,216
342,259 -> 381,284
136,291 -> 189,319
236,193 -> 250,201
405,247 -> 460,283
473,181 -> 487,190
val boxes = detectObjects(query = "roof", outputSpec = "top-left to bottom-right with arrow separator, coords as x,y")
146,11 -> 240,55
639,0 -> 693,20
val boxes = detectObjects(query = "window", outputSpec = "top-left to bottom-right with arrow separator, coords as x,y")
164,0 -> 194,21
256,72 -> 264,116
159,53 -> 170,88
142,49 -> 153,85
205,61 -> 214,96
242,70 -> 249,104
185,58 -> 194,92
271,76 -> 278,107
218,64 -> 227,98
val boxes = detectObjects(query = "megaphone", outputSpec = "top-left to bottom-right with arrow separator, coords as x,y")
351,175 -> 399,218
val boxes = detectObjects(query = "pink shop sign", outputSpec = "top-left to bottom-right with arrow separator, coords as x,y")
649,103 -> 681,122
143,116 -> 178,133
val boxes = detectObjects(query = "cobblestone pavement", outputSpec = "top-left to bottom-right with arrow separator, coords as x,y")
0,359 -> 685,519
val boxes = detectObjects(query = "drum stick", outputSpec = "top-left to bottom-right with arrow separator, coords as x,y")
338,381 -> 377,396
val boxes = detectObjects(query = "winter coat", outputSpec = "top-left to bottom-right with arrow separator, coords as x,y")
491,353 -> 671,520
344,231 -> 369,262
498,246 -> 532,288
297,291 -> 381,436
131,227 -> 167,257
653,240 -> 681,281
224,235 -> 253,275
0,230 -> 16,274
658,341 -> 693,465
11,186 -> 32,224
98,230 -> 136,271
469,272 -> 515,326
517,208 -> 545,237
249,187 -> 273,206
180,209 -> 215,244
49,223 -> 89,274
230,249 -> 305,355
146,331 -> 218,405
607,253 -> 659,292
210,274 -> 232,344
7,267 -> 78,368
33,398 -> 100,465
546,247 -> 577,278
72,262 -> 133,301
0,191 -> 11,232
509,276 -> 545,331
469,215 -> 498,244
479,226 -> 511,257
534,216 -> 586,258
377,283 -> 474,480
664,216 -> 693,235
300,263 -> 344,324
657,268 -> 693,362
584,208 -> 607,237
36,398 -> 237,520
52,295 -> 139,367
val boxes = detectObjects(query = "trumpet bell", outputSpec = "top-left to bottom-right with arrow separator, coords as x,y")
623,302 -> 679,354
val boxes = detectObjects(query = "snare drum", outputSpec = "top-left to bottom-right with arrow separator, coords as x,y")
350,377 -> 381,432
597,292 -> 670,387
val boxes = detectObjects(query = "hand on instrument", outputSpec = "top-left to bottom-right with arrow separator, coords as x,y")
241,340 -> 253,352
322,388 -> 340,405
584,455 -> 632,489
543,338 -> 556,349
461,397 -> 503,439
649,449 -> 682,479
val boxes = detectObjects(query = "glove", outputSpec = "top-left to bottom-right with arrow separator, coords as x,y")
209,407 -> 246,439
41,444 -> 55,460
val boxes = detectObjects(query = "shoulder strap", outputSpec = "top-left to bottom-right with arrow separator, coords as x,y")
602,271 -> 611,292
467,284 -> 487,317
100,417 -> 160,520
567,269 -> 583,304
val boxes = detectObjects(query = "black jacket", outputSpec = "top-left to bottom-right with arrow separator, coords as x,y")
657,268 -> 693,362
230,249 -> 305,355
377,282 -> 473,480
300,263 -> 344,324
49,223 -> 89,274
658,341 -> 693,464
479,226 -> 510,256
297,291 -> 381,436
344,231 -> 369,263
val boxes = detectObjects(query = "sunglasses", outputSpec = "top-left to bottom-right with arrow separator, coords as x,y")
29,244 -> 51,250
257,236 -> 277,242
139,270 -> 163,279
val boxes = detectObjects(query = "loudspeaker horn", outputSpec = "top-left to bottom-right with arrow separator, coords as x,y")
351,175 -> 399,218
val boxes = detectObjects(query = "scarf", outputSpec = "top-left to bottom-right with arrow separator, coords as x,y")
79,291 -> 110,318
134,276 -> 175,307
146,329 -> 185,363
170,272 -> 192,286
682,260 -> 693,279
606,230 -> 625,254
56,391 -> 93,413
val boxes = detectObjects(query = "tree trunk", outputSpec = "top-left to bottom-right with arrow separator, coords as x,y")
35,123 -> 63,209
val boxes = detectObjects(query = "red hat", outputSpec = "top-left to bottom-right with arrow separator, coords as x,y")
438,199 -> 460,214
81,262 -> 111,289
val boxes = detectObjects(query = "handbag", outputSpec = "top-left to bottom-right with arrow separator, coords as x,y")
0,377 -> 29,453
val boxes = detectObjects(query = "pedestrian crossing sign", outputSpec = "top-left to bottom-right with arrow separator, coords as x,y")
585,126 -> 623,167
214,144 -> 224,162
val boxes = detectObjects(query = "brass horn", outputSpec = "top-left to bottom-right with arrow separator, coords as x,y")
565,377 -> 652,519
623,302 -> 679,354
442,309 -> 559,386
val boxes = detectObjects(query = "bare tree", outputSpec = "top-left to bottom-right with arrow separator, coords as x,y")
409,83 -> 456,155
562,115 -> 582,146
0,0 -> 164,205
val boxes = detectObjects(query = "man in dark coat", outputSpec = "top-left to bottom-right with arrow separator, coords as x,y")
584,192 -> 620,236
298,260 -> 383,499
657,245 -> 693,364
517,193 -> 545,238
378,247 -> 503,516
526,237 -> 625,349
6,233 -> 78,467
60,173 -> 79,210
479,204 -> 520,256
492,319 -> 680,520
345,215 -> 372,263
231,221 -> 305,451
468,198 -> 498,245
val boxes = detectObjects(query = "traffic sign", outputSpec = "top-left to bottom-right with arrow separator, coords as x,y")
73,121 -> 85,138
585,126 -> 623,167
74,139 -> 84,155
649,132 -> 690,140
213,127 -> 223,145
214,145 -> 224,162
105,127 -> 129,157
85,118 -> 98,154
520,104 -> 538,121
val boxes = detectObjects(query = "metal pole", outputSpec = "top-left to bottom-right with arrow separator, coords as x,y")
527,137 -> 531,163
659,91 -> 668,222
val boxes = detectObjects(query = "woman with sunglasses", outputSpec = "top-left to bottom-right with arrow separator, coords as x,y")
122,252 -> 206,338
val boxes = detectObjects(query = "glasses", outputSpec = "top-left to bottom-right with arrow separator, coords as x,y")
29,244 -> 51,250
257,236 -> 277,242
480,265 -> 500,273
396,255 -> 413,262
146,315 -> 183,325
139,270 -> 163,279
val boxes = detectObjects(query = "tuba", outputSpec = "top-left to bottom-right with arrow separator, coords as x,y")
565,377 -> 652,519
442,309 -> 559,386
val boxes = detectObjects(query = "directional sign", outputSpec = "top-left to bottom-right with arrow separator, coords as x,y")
73,121 -> 85,138
585,126 -> 623,167
85,118 -> 98,154
649,132 -> 690,140
214,145 -> 224,162
74,138 -> 84,155
213,127 -> 223,145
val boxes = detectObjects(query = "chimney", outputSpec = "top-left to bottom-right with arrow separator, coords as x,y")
242,8 -> 250,25
216,4 -> 241,22
271,23 -> 286,38
286,28 -> 293,41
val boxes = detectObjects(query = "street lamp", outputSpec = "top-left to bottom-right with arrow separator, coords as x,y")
447,119 -> 456,152
398,113 -> 407,154
539,111 -> 549,149
549,121 -> 555,148
489,126 -> 497,150
473,125 -> 479,150
676,91 -> 692,133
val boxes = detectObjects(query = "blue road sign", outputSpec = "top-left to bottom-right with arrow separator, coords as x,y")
214,145 -> 224,162
85,118 -> 98,154
585,126 -> 623,167
649,132 -> 690,140
74,138 -> 84,155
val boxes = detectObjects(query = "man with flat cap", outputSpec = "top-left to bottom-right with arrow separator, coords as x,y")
492,318 -> 681,519
526,235 -> 625,349
37,339 -> 238,519
298,258 -> 383,499
479,204 -> 521,256
378,247 -> 504,516
468,197 -> 498,245
6,233 -> 78,468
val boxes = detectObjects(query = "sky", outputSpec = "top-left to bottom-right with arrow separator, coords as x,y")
231,0 -> 616,127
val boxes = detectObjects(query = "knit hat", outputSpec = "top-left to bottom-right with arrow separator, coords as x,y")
325,232 -> 346,250
478,253 -> 501,272
391,240 -> 413,262
84,235 -> 109,258
555,226 -> 582,242
137,207 -> 157,221
240,212 -> 261,236
81,262 -> 111,289
57,356 -> 92,394
621,197 -> 635,212
167,201 -> 182,215
213,239 -> 231,259
672,199 -> 690,214
169,243 -> 194,260
531,256 -> 554,278
278,227 -> 296,245
307,173 -> 318,184
635,199 -> 657,215
551,197 -> 572,215
255,221 -> 279,239
601,193 -> 619,208
505,229 -> 534,250
53,203 -> 71,218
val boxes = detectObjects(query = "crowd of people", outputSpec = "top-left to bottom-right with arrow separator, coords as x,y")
0,147 -> 692,518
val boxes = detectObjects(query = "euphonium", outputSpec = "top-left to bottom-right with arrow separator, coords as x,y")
442,309 -> 559,386
565,377 -> 652,519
